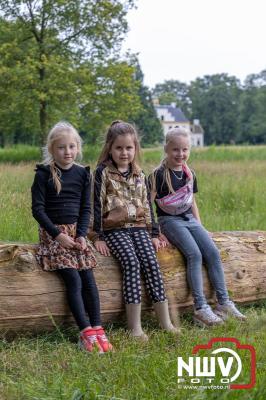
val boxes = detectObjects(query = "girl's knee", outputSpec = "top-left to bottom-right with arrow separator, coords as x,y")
188,249 -> 202,265
82,279 -> 98,291
205,245 -> 221,262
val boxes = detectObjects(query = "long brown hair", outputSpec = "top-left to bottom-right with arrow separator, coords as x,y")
150,127 -> 192,194
42,121 -> 83,194
97,120 -> 141,169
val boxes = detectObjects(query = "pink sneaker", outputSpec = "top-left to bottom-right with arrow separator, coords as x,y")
79,328 -> 104,353
96,328 -> 113,352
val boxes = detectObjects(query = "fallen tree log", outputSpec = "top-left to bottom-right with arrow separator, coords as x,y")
1,231 -> 266,335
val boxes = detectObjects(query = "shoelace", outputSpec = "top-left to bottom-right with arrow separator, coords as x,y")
85,334 -> 97,343
98,333 -> 108,342
204,312 -> 220,322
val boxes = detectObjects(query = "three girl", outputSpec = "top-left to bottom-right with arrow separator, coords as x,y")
149,127 -> 246,327
32,120 -> 245,351
92,120 -> 177,340
31,122 -> 112,353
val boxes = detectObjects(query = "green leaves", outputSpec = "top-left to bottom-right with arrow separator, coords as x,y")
0,0 -> 137,145
189,74 -> 241,145
130,63 -> 163,145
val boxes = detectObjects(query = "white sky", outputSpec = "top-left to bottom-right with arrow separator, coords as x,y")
122,0 -> 266,88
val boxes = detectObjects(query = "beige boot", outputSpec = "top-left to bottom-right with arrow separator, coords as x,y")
125,303 -> 148,341
153,300 -> 180,334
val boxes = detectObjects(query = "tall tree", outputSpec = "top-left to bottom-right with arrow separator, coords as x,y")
79,57 -> 141,144
130,63 -> 163,145
0,18 -> 39,145
152,80 -> 191,117
0,0 -> 135,144
189,74 -> 241,144
238,70 -> 266,144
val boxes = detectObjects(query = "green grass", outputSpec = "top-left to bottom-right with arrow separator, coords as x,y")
0,144 -> 102,164
190,160 -> 266,231
2,144 -> 266,164
143,145 -> 266,164
1,308 -> 265,399
0,145 -> 41,163
0,157 -> 266,243
0,146 -> 266,399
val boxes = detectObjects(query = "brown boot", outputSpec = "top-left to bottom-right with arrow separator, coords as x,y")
125,303 -> 148,341
153,300 -> 180,334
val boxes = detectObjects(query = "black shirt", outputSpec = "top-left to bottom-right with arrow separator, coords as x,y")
31,163 -> 91,238
149,166 -> 198,217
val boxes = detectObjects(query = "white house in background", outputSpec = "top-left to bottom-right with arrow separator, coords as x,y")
154,102 -> 204,147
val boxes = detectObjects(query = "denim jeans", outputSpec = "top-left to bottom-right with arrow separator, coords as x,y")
158,214 -> 229,309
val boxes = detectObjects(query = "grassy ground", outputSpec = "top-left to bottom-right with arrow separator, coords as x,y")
2,144 -> 266,164
0,157 -> 265,242
0,146 -> 266,399
1,309 -> 265,400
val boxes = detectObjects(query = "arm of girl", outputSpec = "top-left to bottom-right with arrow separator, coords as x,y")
148,173 -> 169,248
143,175 -> 160,239
192,197 -> 201,223
76,166 -> 91,240
150,189 -> 157,203
92,166 -> 108,244
32,167 -> 61,239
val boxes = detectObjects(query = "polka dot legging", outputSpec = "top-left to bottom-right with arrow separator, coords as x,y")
104,229 -> 166,304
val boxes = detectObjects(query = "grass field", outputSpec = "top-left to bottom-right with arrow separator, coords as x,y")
0,146 -> 266,399
0,157 -> 265,243
2,143 -> 266,164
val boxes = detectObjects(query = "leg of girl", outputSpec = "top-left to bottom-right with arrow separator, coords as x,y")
79,270 -> 113,351
104,229 -> 148,340
159,215 -> 223,327
58,268 -> 107,353
131,229 -> 179,333
79,270 -> 101,327
184,216 -> 246,321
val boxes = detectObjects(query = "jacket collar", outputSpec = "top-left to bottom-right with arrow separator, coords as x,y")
104,160 -> 142,177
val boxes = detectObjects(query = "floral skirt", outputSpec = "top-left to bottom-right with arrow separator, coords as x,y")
36,223 -> 97,271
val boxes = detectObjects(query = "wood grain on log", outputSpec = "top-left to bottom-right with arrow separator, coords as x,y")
1,231 -> 266,335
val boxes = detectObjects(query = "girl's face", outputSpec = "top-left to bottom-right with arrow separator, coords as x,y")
165,135 -> 190,170
110,134 -> 136,171
52,133 -> 78,169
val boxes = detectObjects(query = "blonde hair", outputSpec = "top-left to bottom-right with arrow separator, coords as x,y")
42,121 -> 83,194
97,120 -> 141,169
151,127 -> 191,194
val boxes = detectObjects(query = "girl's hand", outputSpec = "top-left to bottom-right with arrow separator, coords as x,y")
152,238 -> 161,252
75,236 -> 87,250
94,240 -> 111,257
159,233 -> 170,247
55,233 -> 76,249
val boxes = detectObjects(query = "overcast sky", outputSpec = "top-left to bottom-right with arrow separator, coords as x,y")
123,0 -> 266,88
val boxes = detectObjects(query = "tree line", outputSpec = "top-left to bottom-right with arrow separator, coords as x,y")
152,71 -> 266,145
0,1 -> 265,146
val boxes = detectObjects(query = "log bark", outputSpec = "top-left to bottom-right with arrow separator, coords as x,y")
1,231 -> 266,336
